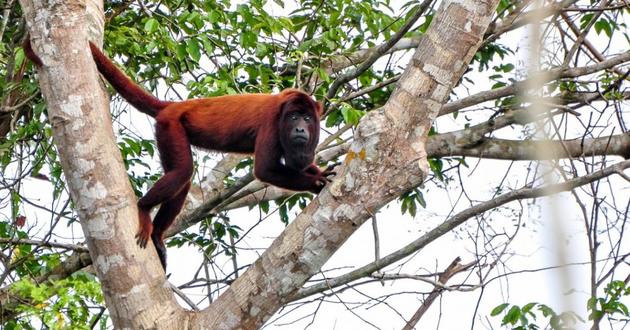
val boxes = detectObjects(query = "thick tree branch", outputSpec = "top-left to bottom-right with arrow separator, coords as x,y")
428,133 -> 630,160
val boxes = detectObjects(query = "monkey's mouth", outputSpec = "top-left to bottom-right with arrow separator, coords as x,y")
291,135 -> 309,144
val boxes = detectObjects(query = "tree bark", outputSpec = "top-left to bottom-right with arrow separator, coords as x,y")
18,0 -> 185,328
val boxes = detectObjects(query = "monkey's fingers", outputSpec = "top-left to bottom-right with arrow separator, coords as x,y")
325,162 -> 341,172
323,170 -> 336,177
322,162 -> 340,178
316,176 -> 332,186
135,232 -> 149,248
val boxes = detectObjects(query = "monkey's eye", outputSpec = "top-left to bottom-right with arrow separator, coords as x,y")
290,114 -> 299,120
303,115 -> 311,121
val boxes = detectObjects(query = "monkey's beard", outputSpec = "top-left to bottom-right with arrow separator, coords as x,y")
280,131 -> 316,171
282,149 -> 313,171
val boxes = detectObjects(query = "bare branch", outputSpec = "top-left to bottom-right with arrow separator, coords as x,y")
292,160 -> 630,300
441,51 -> 630,116
402,257 -> 475,330
325,0 -> 433,101
0,238 -> 88,252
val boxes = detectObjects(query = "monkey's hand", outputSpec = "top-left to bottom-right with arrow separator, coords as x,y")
306,163 -> 338,193
135,209 -> 153,248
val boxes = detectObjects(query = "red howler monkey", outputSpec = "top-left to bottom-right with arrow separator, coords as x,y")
24,38 -> 334,270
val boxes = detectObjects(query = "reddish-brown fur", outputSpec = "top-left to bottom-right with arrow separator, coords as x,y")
22,36 -> 43,67
90,43 -> 334,269
24,38 -> 333,270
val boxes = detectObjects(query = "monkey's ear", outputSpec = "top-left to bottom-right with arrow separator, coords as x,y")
315,102 -> 324,117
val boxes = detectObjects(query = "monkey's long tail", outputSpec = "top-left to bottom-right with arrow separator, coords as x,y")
89,42 -> 172,117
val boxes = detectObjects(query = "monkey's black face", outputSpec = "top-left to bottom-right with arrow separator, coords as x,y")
287,112 -> 312,146
279,97 -> 320,171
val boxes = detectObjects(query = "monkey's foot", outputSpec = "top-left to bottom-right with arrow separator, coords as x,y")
135,230 -> 150,248
136,209 -> 153,248
152,234 -> 168,270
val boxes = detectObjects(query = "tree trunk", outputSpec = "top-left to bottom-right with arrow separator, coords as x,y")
19,0 -> 185,328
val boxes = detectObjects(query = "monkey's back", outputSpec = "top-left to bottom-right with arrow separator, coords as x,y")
157,93 -> 282,153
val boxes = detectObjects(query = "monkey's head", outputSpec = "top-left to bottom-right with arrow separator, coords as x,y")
278,90 -> 323,171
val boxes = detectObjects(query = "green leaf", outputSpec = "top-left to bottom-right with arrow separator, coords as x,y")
325,109 -> 342,127
419,14 -> 433,33
428,158 -> 444,181
186,39 -> 201,62
240,31 -> 258,49
278,203 -> 289,224
10,190 -> 21,219
538,304 -> 556,318
15,48 -> 26,69
259,200 -> 269,213
491,303 -> 509,316
213,222 -> 226,238
522,302 -> 537,315
175,43 -> 187,61
503,305 -> 521,325
491,81 -> 507,89
407,199 -> 416,217
415,191 -> 426,208
400,198 -> 408,214
340,104 -> 363,126
600,19 -> 613,37
255,43 -> 269,58
144,18 -> 159,33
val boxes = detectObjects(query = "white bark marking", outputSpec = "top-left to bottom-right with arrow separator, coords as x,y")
84,181 -> 108,202
76,158 -> 95,172
450,0 -> 480,12
249,306 -> 260,317
432,84 -> 451,101
72,142 -> 91,155
71,118 -> 85,130
217,312 -> 239,330
333,204 -> 358,224
128,283 -> 148,295
411,140 -> 424,154
422,63 -> 453,85
464,20 -> 473,32
300,248 -> 327,272
85,214 -> 115,239
401,66 -> 429,91
356,112 -> 387,157
311,206 -> 333,224
95,254 -> 124,273
59,95 -> 83,117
